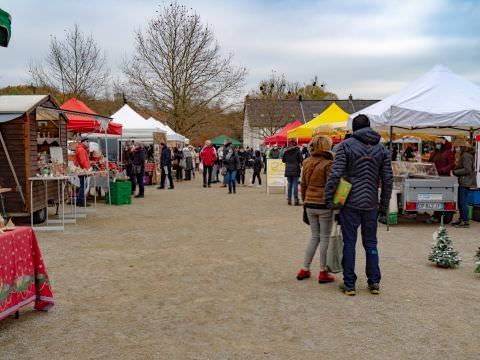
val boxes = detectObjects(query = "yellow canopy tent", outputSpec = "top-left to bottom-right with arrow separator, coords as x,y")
287,103 -> 349,139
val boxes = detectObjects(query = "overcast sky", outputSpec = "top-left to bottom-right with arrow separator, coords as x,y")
1,0 -> 479,100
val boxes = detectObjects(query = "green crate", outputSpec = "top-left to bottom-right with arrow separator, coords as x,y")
105,192 -> 131,205
105,181 -> 132,205
468,205 -> 473,220
387,212 -> 398,225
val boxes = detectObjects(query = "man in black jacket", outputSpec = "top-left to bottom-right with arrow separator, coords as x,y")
132,143 -> 146,198
158,143 -> 174,189
282,140 -> 303,205
325,114 -> 393,296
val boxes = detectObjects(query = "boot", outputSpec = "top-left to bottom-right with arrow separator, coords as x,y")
294,199 -> 300,206
318,271 -> 335,283
287,198 -> 292,205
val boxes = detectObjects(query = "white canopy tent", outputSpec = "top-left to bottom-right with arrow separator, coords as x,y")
348,65 -> 480,135
146,117 -> 187,143
111,104 -> 165,141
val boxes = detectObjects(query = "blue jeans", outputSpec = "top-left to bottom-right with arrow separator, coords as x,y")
339,207 -> 380,288
287,176 -> 299,200
226,170 -> 237,192
458,186 -> 469,222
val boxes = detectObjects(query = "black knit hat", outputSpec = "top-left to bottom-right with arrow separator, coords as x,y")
352,114 -> 370,131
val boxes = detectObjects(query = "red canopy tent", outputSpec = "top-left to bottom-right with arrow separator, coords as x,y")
61,98 -> 122,135
264,120 -> 309,146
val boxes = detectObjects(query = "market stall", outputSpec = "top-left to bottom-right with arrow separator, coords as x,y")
348,65 -> 480,223
287,103 -> 349,140
0,95 -> 68,222
264,120 -> 308,146
211,135 -> 241,147
112,104 -> 166,143
348,65 -> 480,137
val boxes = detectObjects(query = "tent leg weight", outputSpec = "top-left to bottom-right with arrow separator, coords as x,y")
33,207 -> 47,224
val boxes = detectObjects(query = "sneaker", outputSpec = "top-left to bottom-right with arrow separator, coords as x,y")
294,199 -> 301,206
296,269 -> 311,280
134,194 -> 144,198
453,221 -> 469,228
339,283 -> 356,296
157,186 -> 164,189
451,220 -> 462,226
368,283 -> 380,295
318,271 -> 335,283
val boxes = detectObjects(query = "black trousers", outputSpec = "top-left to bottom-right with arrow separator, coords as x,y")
236,168 -> 245,184
252,171 -> 262,185
132,172 -> 144,196
203,165 -> 213,185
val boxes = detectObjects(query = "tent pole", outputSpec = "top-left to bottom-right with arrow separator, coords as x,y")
389,127 -> 393,151
105,129 -> 111,205
0,130 -> 25,204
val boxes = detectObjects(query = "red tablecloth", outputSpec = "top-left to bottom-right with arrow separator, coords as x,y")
0,227 -> 54,320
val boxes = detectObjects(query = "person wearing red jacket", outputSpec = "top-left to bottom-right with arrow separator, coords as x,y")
200,140 -> 217,188
75,138 -> 91,206
428,137 -> 455,176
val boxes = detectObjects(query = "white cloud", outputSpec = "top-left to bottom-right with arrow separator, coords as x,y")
0,0 -> 478,101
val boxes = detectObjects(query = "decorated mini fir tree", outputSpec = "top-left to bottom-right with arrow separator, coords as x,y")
428,220 -> 461,268
475,247 -> 480,274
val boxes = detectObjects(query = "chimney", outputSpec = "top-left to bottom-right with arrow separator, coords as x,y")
348,94 -> 355,112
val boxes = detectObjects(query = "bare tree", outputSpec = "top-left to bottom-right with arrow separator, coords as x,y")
123,2 -> 247,135
28,24 -> 109,99
250,72 -> 297,138
249,72 -> 338,137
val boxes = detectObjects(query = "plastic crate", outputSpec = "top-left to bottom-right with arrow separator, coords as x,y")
468,189 -> 480,205
387,212 -> 398,225
473,206 -> 480,222
468,205 -> 474,220
105,181 -> 132,205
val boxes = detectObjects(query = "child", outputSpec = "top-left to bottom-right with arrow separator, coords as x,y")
251,150 -> 263,187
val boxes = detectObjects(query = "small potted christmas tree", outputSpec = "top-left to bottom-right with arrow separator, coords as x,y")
475,247 -> 480,274
428,218 -> 461,268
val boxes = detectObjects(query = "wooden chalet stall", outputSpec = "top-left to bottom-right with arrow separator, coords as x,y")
0,95 -> 67,222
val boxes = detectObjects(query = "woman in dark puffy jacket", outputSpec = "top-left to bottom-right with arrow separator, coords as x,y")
296,136 -> 335,284
282,140 -> 303,205
223,144 -> 240,194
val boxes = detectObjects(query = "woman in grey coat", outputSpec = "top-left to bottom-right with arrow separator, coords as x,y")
452,139 -> 476,228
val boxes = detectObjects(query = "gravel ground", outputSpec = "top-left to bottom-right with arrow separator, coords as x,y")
1,171 -> 479,360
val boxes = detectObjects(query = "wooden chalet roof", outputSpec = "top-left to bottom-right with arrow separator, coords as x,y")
244,98 -> 379,128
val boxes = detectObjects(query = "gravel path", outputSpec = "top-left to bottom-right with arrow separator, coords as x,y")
1,171 -> 479,359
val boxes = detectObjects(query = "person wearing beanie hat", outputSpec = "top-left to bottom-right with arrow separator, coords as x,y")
324,114 -> 393,296
452,139 -> 476,228
351,114 -> 370,132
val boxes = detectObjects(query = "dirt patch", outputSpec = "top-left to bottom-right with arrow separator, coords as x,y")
1,171 -> 479,359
